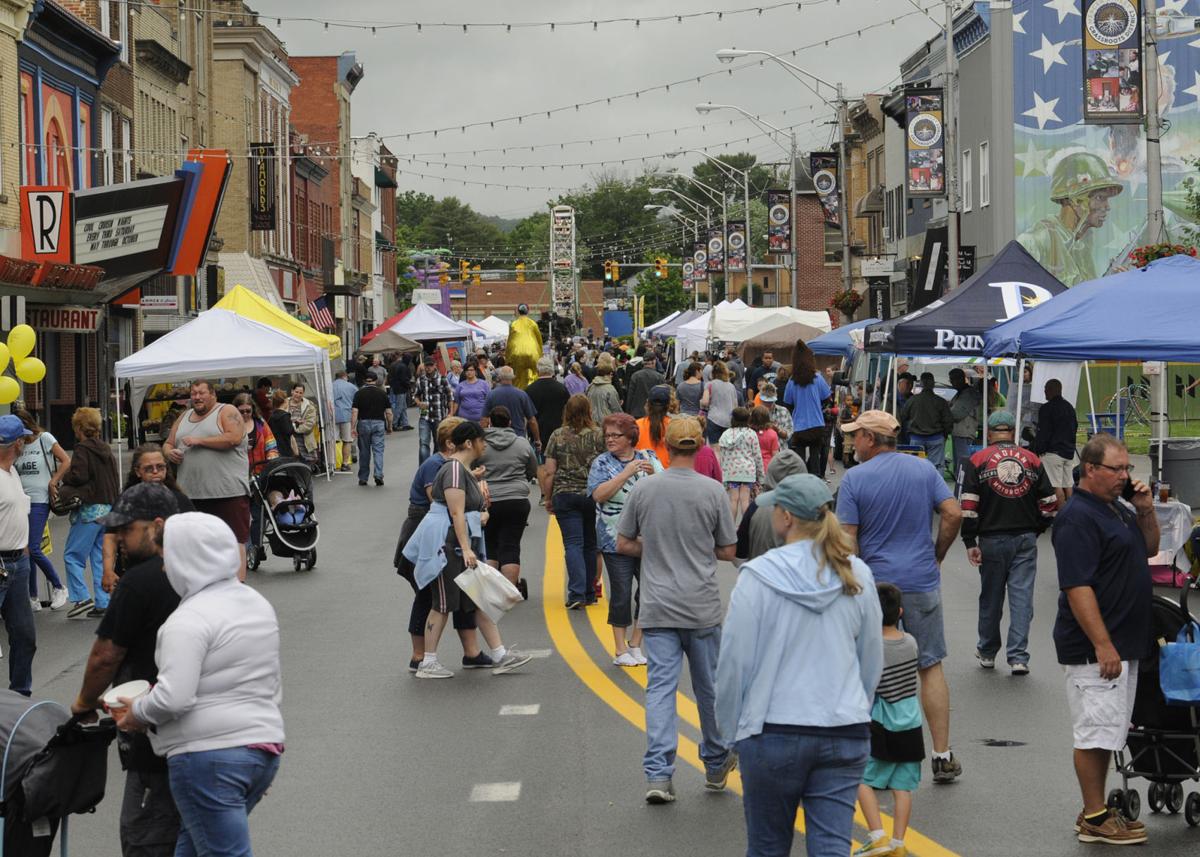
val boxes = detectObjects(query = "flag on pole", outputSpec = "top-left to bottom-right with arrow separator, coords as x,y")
308,295 -> 335,331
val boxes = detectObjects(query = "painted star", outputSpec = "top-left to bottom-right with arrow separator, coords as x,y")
1158,0 -> 1189,15
1031,34 -> 1069,73
1044,0 -> 1080,25
1191,36 -> 1200,49
1016,139 -> 1051,176
1013,9 -> 1028,33
1184,70 -> 1200,102
1022,92 -> 1062,129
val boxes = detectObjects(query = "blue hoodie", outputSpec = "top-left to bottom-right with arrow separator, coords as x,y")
716,540 -> 883,744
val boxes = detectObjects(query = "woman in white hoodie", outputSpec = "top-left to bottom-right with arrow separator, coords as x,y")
113,512 -> 284,857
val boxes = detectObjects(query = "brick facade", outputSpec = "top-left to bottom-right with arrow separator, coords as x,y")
0,1 -> 34,235
449,280 -> 605,334
793,194 -> 841,322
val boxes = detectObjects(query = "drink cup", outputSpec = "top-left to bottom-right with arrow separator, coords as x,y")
1159,482 -> 1170,503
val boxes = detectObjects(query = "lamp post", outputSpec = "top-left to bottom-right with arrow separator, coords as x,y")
647,202 -> 708,311
716,49 -> 852,303
667,148 -> 752,294
652,182 -> 727,276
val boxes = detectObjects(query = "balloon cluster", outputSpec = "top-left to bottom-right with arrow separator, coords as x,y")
0,325 -> 45,405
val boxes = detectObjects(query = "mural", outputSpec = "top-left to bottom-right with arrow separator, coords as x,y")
1014,0 -> 1200,285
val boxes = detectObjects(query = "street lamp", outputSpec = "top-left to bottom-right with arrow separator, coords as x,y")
646,205 -> 704,311
716,48 -> 852,304
665,148 -> 753,279
651,183 -> 726,275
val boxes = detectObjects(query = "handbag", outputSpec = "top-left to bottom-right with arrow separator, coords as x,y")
46,438 -> 82,517
454,561 -> 523,623
1160,621 -> 1200,706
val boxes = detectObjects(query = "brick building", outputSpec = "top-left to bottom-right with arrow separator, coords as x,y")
0,0 -> 35,240
449,279 -> 605,335
290,131 -> 333,323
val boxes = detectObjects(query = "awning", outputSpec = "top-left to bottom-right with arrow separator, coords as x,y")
217,252 -> 285,310
854,185 -> 885,217
213,284 -> 342,358
374,166 -> 398,189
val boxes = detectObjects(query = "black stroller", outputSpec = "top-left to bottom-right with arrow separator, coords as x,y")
0,692 -> 116,855
248,458 -> 319,573
1109,584 -> 1200,827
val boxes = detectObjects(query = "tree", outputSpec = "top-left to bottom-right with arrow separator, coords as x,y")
395,190 -> 436,231
413,197 -> 507,264
556,171 -> 663,279
506,211 -> 551,271
666,152 -> 779,230
633,250 -> 690,320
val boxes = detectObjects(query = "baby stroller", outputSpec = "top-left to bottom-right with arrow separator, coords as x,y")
248,458 -> 319,573
1110,585 -> 1200,827
0,692 -> 116,856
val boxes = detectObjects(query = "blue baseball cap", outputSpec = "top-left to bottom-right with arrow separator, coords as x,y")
0,415 -> 32,445
755,474 -> 834,521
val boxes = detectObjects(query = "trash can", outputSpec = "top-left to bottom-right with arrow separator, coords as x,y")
1149,438 -> 1200,507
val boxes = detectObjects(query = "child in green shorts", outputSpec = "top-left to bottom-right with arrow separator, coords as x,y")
854,582 -> 924,857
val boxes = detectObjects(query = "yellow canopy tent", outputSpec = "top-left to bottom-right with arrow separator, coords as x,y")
214,285 -> 342,359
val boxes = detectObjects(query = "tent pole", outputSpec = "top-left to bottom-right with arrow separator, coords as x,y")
1115,361 -> 1121,436
1014,359 -> 1026,444
114,377 -> 124,489
982,364 -> 989,447
316,359 -> 331,482
891,357 -> 898,413
1084,361 -> 1099,434
1158,366 -> 1167,476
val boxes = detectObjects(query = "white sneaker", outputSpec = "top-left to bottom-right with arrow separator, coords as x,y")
415,662 -> 454,679
613,651 -> 639,667
629,646 -> 648,665
29,597 -> 41,612
49,587 -> 68,611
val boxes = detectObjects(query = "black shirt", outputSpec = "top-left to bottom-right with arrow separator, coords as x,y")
388,360 -> 413,393
353,384 -> 391,421
526,378 -> 570,442
1033,395 -> 1078,459
1051,489 -> 1153,664
96,555 -> 180,687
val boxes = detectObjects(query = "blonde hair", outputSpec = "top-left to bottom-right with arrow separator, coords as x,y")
789,507 -> 862,595
71,407 -> 103,439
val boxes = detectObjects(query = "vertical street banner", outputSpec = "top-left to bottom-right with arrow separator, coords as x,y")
912,226 -> 948,310
249,143 -> 276,231
904,90 -> 945,197
692,240 -> 709,282
869,283 -> 891,321
725,221 -> 747,273
809,152 -> 840,227
766,189 -> 792,254
706,226 -> 725,274
1082,0 -> 1143,123
681,259 -> 695,291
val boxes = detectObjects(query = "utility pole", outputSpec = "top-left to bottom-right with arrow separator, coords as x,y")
1145,0 -> 1164,244
836,86 -> 854,296
790,133 -> 799,308
945,0 -> 960,291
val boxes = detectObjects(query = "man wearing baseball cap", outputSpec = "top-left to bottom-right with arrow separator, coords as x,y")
0,414 -> 35,696
617,416 -> 738,804
835,409 -> 964,784
72,482 -> 182,855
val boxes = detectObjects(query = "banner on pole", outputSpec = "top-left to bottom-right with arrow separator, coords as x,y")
904,90 -> 945,197
809,152 -> 840,227
681,259 -> 695,291
726,221 -> 747,273
706,227 -> 725,274
249,142 -> 276,231
692,241 -> 709,281
1081,0 -> 1144,124
766,189 -> 792,254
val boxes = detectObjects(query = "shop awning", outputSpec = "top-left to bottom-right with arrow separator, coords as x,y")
214,284 -> 342,359
854,185 -> 885,217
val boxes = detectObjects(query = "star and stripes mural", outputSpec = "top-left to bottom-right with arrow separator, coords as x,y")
1013,0 -> 1200,283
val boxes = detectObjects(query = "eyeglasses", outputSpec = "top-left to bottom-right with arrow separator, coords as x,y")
138,463 -> 167,473
603,433 -> 625,439
237,408 -> 253,415
1092,462 -> 1135,474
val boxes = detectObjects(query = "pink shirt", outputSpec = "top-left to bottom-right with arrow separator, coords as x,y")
694,444 -> 723,483
756,428 -> 780,474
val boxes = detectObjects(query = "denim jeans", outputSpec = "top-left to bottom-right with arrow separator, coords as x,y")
977,531 -> 1039,665
908,433 -> 945,472
0,556 -> 36,695
952,435 -> 975,483
553,492 -> 597,603
418,416 -> 434,465
168,746 -> 280,857
65,518 -> 109,608
737,728 -> 869,857
641,626 -> 729,782
26,502 -> 62,597
602,552 -> 639,628
392,392 -> 410,429
356,419 -> 386,482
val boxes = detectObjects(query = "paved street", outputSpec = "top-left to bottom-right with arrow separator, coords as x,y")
27,428 -> 1198,856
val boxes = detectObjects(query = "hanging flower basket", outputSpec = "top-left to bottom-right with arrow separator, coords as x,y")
1128,242 -> 1197,268
829,288 -> 863,317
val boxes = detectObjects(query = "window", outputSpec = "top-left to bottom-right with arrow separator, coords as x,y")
823,224 -> 841,264
979,141 -> 990,208
195,12 -> 206,92
117,1 -> 128,64
961,149 -> 973,213
100,107 -> 113,184
98,0 -> 111,37
121,119 -> 132,182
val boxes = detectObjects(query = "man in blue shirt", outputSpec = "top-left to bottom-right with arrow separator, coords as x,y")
835,410 -> 964,784
484,366 -> 541,451
331,371 -> 358,472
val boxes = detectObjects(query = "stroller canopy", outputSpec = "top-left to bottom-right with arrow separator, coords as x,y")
0,693 -> 66,800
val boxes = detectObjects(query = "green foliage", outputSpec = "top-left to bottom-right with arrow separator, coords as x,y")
555,172 -> 663,278
633,250 -> 690,318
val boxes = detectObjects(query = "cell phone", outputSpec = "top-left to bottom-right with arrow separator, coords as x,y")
1121,478 -> 1137,502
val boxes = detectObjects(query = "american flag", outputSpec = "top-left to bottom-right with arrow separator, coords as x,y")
308,295 -> 335,331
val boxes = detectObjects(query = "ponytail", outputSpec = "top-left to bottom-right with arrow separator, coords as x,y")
791,506 -> 862,595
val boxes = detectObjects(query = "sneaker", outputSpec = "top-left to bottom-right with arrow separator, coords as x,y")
1010,662 -> 1030,676
49,587 -> 68,610
29,598 -> 41,612
67,599 -> 94,619
975,650 -> 995,669
705,752 -> 738,791
358,481 -> 368,486
629,646 -> 648,665
492,648 -> 532,675
613,651 -> 639,667
462,652 -> 495,669
86,607 -> 106,619
1077,811 -> 1148,845
565,600 -> 584,610
415,662 -> 454,679
407,659 -> 421,674
886,846 -> 908,857
645,779 -> 676,804
1074,811 -> 1145,834
399,425 -> 414,432
931,753 -> 962,784
852,834 -> 893,857
374,478 -> 384,487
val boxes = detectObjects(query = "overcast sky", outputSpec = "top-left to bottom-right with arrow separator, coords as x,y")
273,0 -> 942,218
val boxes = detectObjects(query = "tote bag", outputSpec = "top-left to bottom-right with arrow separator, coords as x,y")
454,562 -> 523,623
1160,621 -> 1200,706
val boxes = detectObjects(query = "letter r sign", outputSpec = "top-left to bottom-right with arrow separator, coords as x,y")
20,186 -> 72,264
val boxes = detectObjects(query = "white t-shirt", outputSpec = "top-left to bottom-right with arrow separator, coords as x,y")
0,465 -> 30,550
15,432 -> 58,504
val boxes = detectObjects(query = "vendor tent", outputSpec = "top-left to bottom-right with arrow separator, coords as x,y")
474,314 -> 510,338
214,285 -> 342,359
736,316 -> 827,363
808,318 -> 880,360
865,241 -> 1065,356
361,302 -> 473,353
675,303 -> 831,363
642,310 -> 681,336
653,309 -> 704,339
468,320 -> 504,345
114,309 -> 337,473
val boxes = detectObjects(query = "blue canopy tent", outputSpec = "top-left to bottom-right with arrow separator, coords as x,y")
808,317 -> 879,360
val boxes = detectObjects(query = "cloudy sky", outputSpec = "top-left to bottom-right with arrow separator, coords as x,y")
273,0 -> 943,218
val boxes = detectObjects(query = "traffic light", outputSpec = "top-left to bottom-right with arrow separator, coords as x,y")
472,264 -> 481,287
655,257 -> 668,278
459,260 -> 470,284
603,260 -> 613,281
516,261 -> 525,284
612,261 -> 620,281
438,269 -> 449,285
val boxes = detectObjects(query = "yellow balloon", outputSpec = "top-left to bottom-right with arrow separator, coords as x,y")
7,325 -> 34,361
15,357 -> 45,384
0,376 -> 19,405
0,343 -> 10,375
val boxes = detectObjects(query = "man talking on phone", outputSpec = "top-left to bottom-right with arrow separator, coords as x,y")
1051,433 -> 1157,846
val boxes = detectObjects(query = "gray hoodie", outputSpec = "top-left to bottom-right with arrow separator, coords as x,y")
744,450 -> 808,560
481,427 -> 538,502
133,512 -> 284,757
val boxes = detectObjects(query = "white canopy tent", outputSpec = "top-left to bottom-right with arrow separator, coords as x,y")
642,310 -> 681,336
114,309 -> 337,478
468,320 -> 504,345
474,314 -> 510,338
362,302 -> 474,354
674,302 -> 832,364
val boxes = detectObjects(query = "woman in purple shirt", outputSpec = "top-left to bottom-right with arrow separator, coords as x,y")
452,364 -> 490,421
565,362 -> 589,396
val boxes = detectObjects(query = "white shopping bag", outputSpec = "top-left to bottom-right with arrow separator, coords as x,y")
454,562 -> 523,623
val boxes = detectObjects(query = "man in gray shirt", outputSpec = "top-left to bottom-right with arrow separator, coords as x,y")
618,416 -> 738,805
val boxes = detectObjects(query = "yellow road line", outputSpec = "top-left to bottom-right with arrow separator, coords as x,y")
542,521 -> 962,857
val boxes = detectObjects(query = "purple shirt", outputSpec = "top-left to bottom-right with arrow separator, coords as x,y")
454,379 -> 490,421
565,374 -> 589,396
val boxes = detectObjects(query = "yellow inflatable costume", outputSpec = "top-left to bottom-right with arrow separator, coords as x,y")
505,305 -> 543,390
